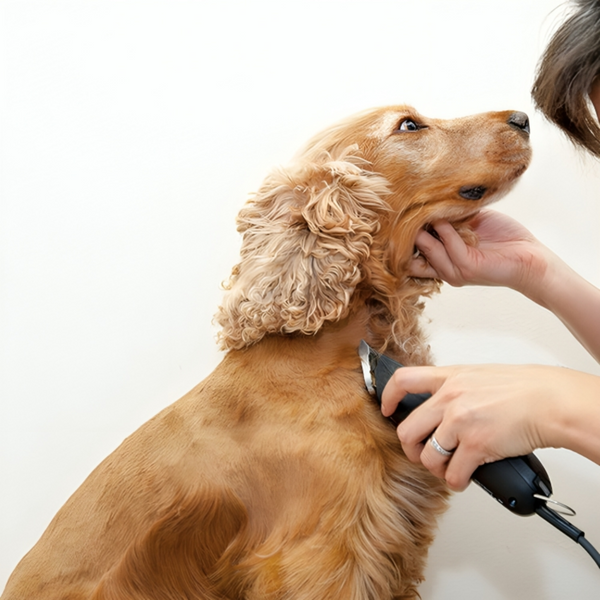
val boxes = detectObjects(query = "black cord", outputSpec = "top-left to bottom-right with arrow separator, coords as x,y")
535,503 -> 600,569
579,536 -> 600,568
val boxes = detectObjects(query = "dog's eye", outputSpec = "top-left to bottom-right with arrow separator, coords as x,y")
397,119 -> 421,132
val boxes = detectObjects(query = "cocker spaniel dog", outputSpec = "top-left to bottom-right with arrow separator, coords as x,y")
2,105 -> 531,600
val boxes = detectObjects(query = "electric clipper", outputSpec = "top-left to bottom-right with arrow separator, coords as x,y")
358,340 -> 600,568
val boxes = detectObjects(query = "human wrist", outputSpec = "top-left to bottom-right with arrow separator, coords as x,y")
545,370 -> 600,462
514,245 -> 567,309
523,249 -> 600,361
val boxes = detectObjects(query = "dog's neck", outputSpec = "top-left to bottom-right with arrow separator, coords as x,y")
230,303 -> 429,373
227,310 -> 368,373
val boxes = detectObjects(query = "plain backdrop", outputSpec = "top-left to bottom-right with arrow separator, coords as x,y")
2,1 -> 600,598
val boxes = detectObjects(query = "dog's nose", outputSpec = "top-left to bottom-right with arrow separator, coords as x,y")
507,112 -> 530,135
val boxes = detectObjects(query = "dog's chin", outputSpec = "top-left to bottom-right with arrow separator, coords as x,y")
477,176 -> 523,209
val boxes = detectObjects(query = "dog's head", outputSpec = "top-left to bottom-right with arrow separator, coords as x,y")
217,105 -> 531,350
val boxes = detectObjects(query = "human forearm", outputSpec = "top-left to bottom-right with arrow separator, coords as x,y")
521,249 -> 600,362
544,368 -> 600,466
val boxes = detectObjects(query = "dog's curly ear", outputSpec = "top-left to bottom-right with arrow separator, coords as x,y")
216,153 -> 390,350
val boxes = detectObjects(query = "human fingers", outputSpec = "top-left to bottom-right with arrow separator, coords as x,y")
416,427 -> 457,480
381,366 -> 453,466
380,366 -> 448,417
385,363 -> 497,487
443,445 -> 487,491
412,221 -> 477,286
410,227 -> 459,282
394,405 -> 446,464
424,221 -> 477,280
408,252 -> 440,279
415,424 -> 490,491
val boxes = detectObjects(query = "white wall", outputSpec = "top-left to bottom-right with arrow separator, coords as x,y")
2,1 -> 599,597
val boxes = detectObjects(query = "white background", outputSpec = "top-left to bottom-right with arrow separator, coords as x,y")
2,1 -> 600,598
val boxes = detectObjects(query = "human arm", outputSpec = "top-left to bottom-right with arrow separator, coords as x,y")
410,210 -> 600,361
390,210 -> 600,488
381,363 -> 600,491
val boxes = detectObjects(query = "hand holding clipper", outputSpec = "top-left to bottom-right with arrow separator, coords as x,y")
358,340 -> 600,568
358,340 -> 552,516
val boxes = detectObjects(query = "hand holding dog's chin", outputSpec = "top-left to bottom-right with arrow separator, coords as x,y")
453,210 -> 600,362
408,210 -> 551,297
408,211 -> 600,361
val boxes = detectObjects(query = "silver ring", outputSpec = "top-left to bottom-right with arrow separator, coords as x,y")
430,435 -> 454,457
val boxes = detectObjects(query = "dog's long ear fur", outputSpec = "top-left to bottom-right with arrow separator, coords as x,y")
216,151 -> 390,350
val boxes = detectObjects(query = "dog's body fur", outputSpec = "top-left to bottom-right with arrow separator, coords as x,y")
2,105 -> 530,600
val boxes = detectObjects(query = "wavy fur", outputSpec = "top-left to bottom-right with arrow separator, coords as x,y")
217,151 -> 391,349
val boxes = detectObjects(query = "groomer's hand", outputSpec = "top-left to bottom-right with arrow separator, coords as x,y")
409,210 -> 550,299
380,363 -> 600,491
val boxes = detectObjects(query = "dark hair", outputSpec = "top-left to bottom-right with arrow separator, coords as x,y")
532,0 -> 600,156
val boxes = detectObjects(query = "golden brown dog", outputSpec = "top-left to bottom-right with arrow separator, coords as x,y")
2,105 -> 531,600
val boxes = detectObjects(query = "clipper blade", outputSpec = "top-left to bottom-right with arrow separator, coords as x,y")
358,340 -> 379,396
